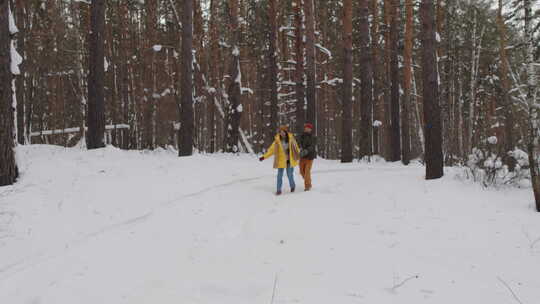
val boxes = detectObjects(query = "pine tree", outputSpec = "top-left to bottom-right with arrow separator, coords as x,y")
207,0 -> 219,153
402,0 -> 414,165
0,0 -> 18,186
420,0 -> 444,179
13,0 -> 24,145
225,0 -> 242,153
294,0 -> 305,134
304,0 -> 316,131
179,0 -> 194,156
87,0 -> 106,149
358,0 -> 373,160
389,0 -> 401,162
371,0 -> 383,156
497,0 -> 515,169
268,0 -> 279,134
523,0 -> 540,212
118,0 -> 130,150
143,0 -> 157,150
341,0 -> 353,163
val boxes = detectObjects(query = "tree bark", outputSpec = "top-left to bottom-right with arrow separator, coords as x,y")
340,0 -> 353,163
225,0 -> 242,153
0,0 -> 17,186
87,0 -> 106,149
193,0 -> 208,152
118,0 -> 130,149
304,0 -> 316,131
497,0 -> 515,169
523,0 -> 540,212
389,0 -> 401,162
371,0 -> 383,156
14,0 -> 24,145
358,0 -> 373,160
401,0 -> 413,165
207,0 -> 219,153
179,0 -> 194,156
268,0 -> 279,134
294,0 -> 305,134
420,0 -> 444,179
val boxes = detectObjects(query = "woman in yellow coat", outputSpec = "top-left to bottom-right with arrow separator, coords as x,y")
259,126 -> 301,195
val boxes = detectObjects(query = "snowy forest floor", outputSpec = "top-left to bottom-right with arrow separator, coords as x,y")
0,145 -> 539,304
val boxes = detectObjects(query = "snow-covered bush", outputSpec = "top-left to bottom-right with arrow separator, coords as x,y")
460,148 -> 531,188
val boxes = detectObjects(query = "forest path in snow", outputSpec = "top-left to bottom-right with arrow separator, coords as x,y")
0,163 -> 391,283
0,145 -> 538,304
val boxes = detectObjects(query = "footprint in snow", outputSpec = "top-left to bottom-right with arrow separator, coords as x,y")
346,292 -> 364,298
26,297 -> 41,304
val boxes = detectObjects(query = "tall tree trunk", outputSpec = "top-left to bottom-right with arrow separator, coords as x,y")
359,0 -> 373,160
524,0 -> 540,212
179,0 -> 194,156
443,0 -> 455,163
341,0 -> 353,163
144,0 -> 157,149
268,0 -> 279,133
389,0 -> 401,161
75,1 -> 89,147
294,0 -> 305,134
402,0 -> 413,165
420,0 -> 444,179
105,7 -> 116,147
225,0 -> 242,153
14,0 -> 24,144
497,0 -> 515,169
382,0 -> 392,160
371,0 -> 383,156
0,0 -> 18,186
304,0 -> 316,131
207,0 -> 219,153
467,10 -> 485,154
118,0 -> 130,149
87,0 -> 106,149
193,0 -> 207,152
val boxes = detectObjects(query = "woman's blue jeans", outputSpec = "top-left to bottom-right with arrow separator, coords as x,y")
277,165 -> 295,192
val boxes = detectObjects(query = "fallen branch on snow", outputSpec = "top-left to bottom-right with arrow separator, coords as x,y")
497,276 -> 524,304
387,274 -> 419,294
270,273 -> 278,304
521,227 -> 540,252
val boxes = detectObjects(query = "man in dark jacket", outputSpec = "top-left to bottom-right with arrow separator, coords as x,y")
298,123 -> 317,191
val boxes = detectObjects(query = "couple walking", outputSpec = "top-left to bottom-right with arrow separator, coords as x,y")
259,123 -> 317,195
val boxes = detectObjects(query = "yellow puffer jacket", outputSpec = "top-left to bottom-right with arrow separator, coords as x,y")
263,133 -> 301,168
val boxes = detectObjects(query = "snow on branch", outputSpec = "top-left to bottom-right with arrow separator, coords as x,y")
279,26 -> 295,32
241,87 -> 253,95
30,124 -> 130,137
316,43 -> 332,58
320,76 -> 342,86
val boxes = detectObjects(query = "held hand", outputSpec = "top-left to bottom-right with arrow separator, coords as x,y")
259,156 -> 265,162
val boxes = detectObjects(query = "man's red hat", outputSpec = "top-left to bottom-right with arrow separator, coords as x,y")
304,123 -> 314,129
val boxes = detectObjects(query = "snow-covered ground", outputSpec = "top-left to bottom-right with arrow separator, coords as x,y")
0,145 -> 539,304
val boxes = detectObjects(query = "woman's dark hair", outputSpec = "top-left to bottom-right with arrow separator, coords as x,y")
280,130 -> 289,142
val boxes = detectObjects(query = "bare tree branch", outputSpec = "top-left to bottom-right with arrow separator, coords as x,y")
497,276 -> 524,304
